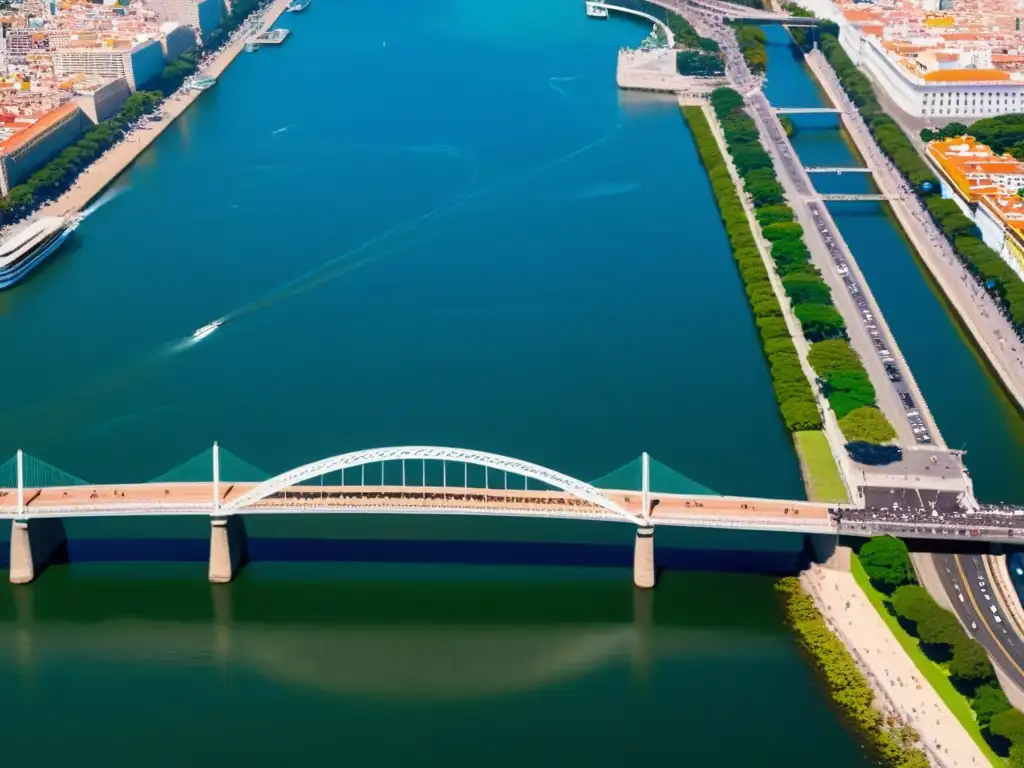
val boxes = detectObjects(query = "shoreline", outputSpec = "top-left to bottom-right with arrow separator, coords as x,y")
799,568 -> 990,768
38,0 -> 293,221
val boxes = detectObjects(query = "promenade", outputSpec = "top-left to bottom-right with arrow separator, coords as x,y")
803,566 -> 988,768
38,0 -> 293,220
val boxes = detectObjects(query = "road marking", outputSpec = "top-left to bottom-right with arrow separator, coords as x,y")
954,554 -> 1024,678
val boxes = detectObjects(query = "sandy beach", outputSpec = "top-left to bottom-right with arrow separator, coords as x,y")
39,0 -> 293,220
802,567 -> 989,768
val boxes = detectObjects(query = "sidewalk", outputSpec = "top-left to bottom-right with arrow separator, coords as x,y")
803,567 -> 989,768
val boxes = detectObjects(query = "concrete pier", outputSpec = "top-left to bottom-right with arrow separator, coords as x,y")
208,516 -> 248,583
634,526 -> 656,588
807,533 -> 851,572
9,518 -> 67,584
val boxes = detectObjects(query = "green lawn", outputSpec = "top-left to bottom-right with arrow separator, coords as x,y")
793,430 -> 847,502
851,555 -> 1003,766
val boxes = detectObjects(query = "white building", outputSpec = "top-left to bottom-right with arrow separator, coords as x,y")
838,28 -> 1024,120
148,0 -> 223,42
53,38 -> 165,91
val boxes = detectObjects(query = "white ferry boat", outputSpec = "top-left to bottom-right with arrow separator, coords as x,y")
0,215 -> 80,290
287,0 -> 310,11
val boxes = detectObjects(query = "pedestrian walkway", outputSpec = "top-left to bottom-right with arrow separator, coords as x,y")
803,567 -> 989,768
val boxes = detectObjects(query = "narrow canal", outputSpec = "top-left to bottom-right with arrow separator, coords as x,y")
762,28 -> 1024,506
0,2 -> 880,766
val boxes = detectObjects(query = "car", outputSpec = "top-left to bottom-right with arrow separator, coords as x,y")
991,604 -> 998,613
985,593 -> 993,601
958,592 -> 965,602
980,580 -> 986,588
997,615 -> 1004,624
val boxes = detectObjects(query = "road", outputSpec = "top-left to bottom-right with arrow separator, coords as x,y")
804,49 -> 1024,414
933,552 -> 1024,692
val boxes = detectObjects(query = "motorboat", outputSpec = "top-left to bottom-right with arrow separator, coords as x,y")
192,320 -> 223,340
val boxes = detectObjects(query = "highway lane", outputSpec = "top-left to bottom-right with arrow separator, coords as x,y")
932,552 -> 1024,691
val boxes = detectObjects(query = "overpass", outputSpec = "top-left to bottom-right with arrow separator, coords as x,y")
667,0 -> 820,25
4,443 -> 1024,586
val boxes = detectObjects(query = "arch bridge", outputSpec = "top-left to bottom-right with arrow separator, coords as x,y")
2,444 -> 839,587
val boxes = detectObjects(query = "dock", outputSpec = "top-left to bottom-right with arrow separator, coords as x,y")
247,28 -> 290,48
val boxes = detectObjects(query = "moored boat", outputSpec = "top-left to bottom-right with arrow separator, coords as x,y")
0,215 -> 80,290
191,76 -> 217,91
287,0 -> 310,11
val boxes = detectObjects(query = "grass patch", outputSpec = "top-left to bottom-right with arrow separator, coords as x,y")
793,430 -> 847,502
851,555 -> 1003,766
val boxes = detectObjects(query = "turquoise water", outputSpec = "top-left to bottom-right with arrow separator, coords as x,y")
0,0 -> 803,502
762,29 -> 1024,505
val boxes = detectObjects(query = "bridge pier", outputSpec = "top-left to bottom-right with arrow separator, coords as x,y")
634,526 -> 656,589
208,516 -> 248,584
9,518 -> 67,584
807,533 -> 851,572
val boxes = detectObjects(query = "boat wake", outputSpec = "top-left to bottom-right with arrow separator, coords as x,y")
81,183 -> 131,218
271,125 -> 293,136
202,126 -> 623,326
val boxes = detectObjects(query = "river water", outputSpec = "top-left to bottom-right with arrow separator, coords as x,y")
0,2 -> 1006,763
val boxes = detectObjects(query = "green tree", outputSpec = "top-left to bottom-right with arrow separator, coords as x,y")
794,303 -> 846,341
972,683 -> 1012,727
838,406 -> 897,444
938,121 -> 969,140
919,128 -> 937,142
990,707 -> 1024,745
1011,743 -> 1024,768
890,584 -> 935,622
949,638 -> 995,687
915,609 -> 961,647
783,273 -> 831,305
858,537 -> 913,593
755,204 -> 794,225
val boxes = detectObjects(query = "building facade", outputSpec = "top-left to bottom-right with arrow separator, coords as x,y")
0,101 -> 86,195
53,38 -> 164,91
72,76 -> 131,124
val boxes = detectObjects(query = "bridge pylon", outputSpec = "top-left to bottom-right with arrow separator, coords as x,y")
634,526 -> 656,588
209,515 -> 248,583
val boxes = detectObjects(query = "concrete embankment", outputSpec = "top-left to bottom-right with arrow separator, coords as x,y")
41,0 -> 293,220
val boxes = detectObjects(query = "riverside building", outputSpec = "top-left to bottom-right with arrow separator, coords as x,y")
927,135 -> 1024,282
805,0 -> 1024,121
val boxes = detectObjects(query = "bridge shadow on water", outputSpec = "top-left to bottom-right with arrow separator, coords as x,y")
0,537 -> 805,577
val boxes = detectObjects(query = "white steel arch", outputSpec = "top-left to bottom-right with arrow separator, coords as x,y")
222,446 -> 640,522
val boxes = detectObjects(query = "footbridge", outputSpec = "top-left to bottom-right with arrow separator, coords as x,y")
2,444 -> 1015,587
804,167 -> 873,174
816,193 -> 896,202
774,106 -> 844,115
589,2 -> 675,47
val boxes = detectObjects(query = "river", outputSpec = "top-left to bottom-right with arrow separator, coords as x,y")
0,1 -> 893,764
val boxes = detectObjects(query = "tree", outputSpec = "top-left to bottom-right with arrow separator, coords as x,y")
794,303 -> 846,341
1010,743 -> 1024,768
990,707 -> 1024,746
949,638 -> 995,687
783,274 -> 831,305
838,406 -> 897,444
919,128 -> 937,142
859,537 -> 913,593
915,609 -> 961,647
972,683 -> 1012,727
890,584 -> 935,622
755,204 -> 794,225
938,121 -> 969,140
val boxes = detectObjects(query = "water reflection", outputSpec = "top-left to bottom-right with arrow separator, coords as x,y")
1,570 -> 787,701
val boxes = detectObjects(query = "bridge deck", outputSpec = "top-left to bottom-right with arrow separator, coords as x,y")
0,482 -> 835,525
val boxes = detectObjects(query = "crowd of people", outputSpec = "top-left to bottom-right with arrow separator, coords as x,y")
831,486 -> 1024,537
